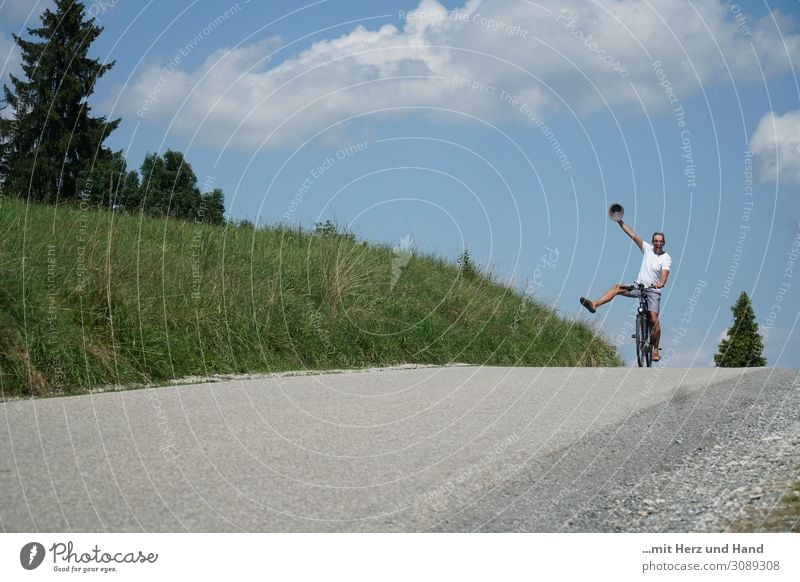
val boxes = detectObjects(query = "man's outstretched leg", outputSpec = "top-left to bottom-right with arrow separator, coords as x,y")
580,284 -> 628,314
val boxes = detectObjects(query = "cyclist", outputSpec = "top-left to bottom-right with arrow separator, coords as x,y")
579,221 -> 672,362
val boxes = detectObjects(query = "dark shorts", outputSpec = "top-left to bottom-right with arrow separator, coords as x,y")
625,285 -> 661,313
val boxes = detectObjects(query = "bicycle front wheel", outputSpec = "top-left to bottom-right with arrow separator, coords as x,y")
636,314 -> 650,367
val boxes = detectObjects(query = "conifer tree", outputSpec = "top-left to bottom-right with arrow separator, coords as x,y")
714,291 -> 766,367
0,0 -> 118,202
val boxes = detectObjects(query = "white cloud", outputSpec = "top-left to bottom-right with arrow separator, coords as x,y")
0,32 -> 19,77
664,346 -> 716,367
114,0 -> 800,150
761,325 -> 800,367
1,33 -> 21,119
750,110 -> 800,186
1,0 -> 49,24
1,0 -> 50,101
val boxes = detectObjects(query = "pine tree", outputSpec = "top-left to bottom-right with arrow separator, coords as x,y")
457,249 -> 478,280
714,291 -> 766,367
0,0 -> 119,203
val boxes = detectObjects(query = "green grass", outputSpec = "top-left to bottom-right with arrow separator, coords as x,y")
0,198 -> 621,396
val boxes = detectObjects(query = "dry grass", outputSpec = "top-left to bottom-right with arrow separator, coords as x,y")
726,468 -> 800,532
15,346 -> 48,397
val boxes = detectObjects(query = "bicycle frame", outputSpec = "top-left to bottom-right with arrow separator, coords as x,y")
624,284 -> 653,367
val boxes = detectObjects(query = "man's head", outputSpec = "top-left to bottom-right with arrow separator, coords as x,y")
652,232 -> 665,253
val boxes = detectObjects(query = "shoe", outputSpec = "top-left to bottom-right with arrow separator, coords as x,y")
579,297 -> 596,314
652,349 -> 661,362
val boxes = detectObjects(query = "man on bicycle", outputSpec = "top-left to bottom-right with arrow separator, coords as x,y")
579,220 -> 672,362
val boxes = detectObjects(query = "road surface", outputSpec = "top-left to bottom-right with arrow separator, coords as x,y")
1,366 -> 797,532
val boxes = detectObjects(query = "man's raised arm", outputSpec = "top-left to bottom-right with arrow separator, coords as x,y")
619,220 -> 643,250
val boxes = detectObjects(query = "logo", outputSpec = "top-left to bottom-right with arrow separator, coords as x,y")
20,542 -> 46,570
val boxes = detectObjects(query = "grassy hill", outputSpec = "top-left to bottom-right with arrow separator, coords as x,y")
0,198 -> 620,396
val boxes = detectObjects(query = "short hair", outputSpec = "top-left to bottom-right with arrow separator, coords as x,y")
652,231 -> 665,243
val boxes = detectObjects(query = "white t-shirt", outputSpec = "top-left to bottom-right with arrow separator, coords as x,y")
636,241 -> 672,289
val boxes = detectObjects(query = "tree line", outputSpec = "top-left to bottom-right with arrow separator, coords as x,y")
0,0 -> 224,224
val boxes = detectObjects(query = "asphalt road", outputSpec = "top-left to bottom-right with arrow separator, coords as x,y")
1,366 -> 797,532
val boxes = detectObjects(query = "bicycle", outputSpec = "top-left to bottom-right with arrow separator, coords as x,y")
622,283 -> 657,367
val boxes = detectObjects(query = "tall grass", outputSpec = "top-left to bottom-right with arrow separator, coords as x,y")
0,198 -> 621,396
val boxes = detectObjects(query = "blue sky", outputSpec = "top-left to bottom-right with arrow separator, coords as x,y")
2,0 -> 799,368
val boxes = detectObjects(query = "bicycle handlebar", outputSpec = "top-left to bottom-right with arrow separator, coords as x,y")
620,283 -> 657,291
